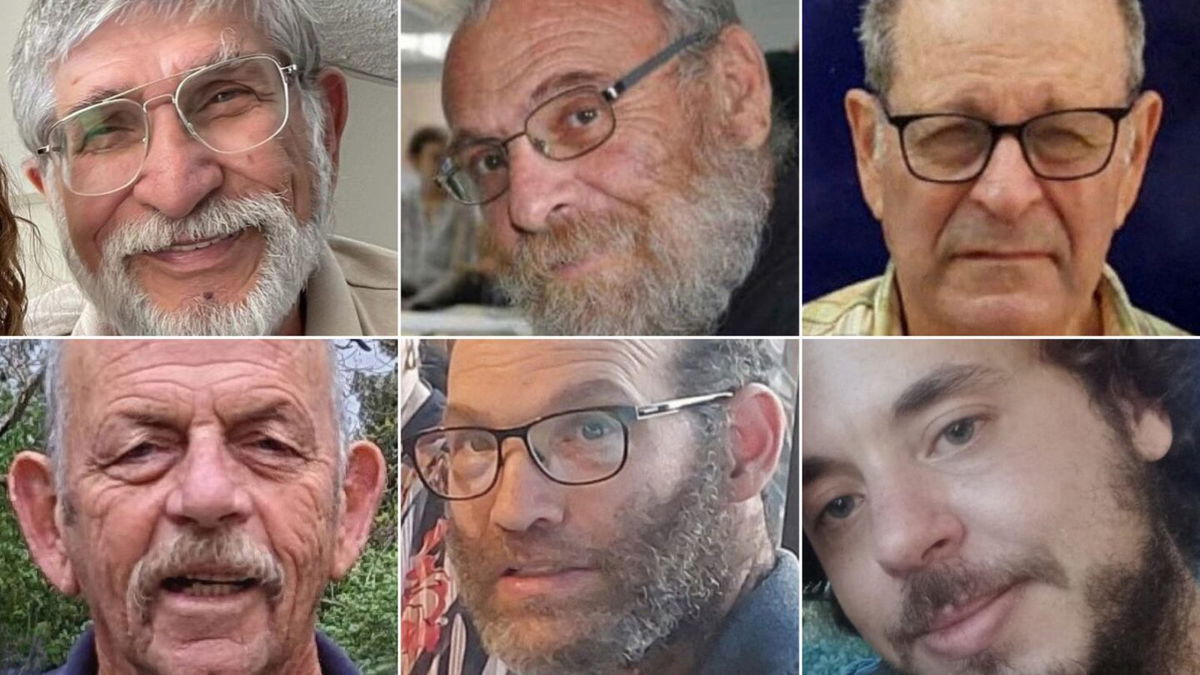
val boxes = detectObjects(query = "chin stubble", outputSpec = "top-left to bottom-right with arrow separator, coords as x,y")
446,434 -> 738,674
498,128 -> 772,336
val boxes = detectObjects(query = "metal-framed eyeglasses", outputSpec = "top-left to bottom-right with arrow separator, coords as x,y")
405,390 -> 734,500
36,53 -> 299,197
882,97 -> 1137,184
435,31 -> 707,206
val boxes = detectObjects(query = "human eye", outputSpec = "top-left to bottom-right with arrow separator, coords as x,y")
810,493 -> 862,533
464,145 -> 507,177
103,438 -> 179,482
565,105 -> 601,128
561,412 -> 621,444
71,109 -> 141,154
246,435 -> 297,456
930,414 -> 989,457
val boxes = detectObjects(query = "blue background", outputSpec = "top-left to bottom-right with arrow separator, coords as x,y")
802,1 -> 1200,332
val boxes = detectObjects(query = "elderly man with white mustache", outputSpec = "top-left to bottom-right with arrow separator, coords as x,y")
9,0 -> 397,336
6,340 -> 388,674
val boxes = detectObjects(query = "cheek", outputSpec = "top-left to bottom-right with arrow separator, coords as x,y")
73,486 -> 162,599
448,499 -> 492,539
62,193 -> 124,270
880,178 -> 963,259
1044,183 -> 1119,263
228,135 -> 311,219
258,481 -> 337,573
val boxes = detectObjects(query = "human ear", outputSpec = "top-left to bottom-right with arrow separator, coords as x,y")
708,25 -> 773,149
845,88 -> 886,220
1115,90 -> 1162,226
724,383 -> 786,503
1124,399 -> 1172,463
23,159 -> 46,196
7,451 -> 78,595
314,67 -> 350,179
330,440 -> 387,579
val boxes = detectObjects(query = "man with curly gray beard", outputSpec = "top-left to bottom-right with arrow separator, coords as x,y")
404,339 -> 799,674
437,0 -> 796,336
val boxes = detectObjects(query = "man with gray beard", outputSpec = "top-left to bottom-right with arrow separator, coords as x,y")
6,340 -> 388,674
437,0 -> 797,336
9,0 -> 397,336
403,339 -> 799,674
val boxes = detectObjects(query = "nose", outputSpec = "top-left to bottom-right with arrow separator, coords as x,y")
165,429 -> 252,530
486,436 -> 566,533
130,100 -> 223,218
869,470 -> 965,578
503,137 -> 576,234
967,134 -> 1044,224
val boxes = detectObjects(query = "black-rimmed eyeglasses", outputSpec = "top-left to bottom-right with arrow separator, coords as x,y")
883,100 -> 1136,183
436,32 -> 706,206
405,390 -> 733,500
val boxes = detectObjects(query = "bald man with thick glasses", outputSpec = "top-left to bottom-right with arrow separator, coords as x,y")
9,0 -> 397,336
803,0 -> 1183,337
439,0 -> 797,336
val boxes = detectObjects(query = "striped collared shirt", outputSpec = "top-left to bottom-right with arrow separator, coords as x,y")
803,263 -> 1188,336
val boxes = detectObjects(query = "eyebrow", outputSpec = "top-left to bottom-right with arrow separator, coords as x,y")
802,455 -> 858,487
528,69 -> 608,107
443,378 -> 637,427
891,363 -> 1007,420
62,46 -> 245,118
446,69 -> 610,153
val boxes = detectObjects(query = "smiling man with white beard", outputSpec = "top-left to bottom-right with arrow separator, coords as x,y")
9,0 -> 397,336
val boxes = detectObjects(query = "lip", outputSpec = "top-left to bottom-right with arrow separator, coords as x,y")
955,251 -> 1053,262
495,567 -> 599,599
919,583 -> 1022,660
135,229 -> 247,274
154,579 -> 264,618
551,251 -> 608,280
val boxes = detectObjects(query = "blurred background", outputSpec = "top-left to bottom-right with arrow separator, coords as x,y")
400,0 -> 799,335
0,0 -> 398,304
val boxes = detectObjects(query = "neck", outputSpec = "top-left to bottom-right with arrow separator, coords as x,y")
900,288 -> 1103,336
625,543 -> 776,675
93,628 -> 323,675
276,299 -> 304,336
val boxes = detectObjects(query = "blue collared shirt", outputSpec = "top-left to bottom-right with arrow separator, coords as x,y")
697,549 -> 800,675
44,626 -> 361,675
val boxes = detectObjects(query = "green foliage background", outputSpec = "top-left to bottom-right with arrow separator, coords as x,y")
0,340 -> 397,673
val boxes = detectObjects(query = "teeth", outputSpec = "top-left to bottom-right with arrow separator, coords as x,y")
161,232 -> 238,253
163,576 -> 256,596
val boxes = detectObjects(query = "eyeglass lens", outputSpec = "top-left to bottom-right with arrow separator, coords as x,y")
413,409 -> 627,499
51,55 -> 290,196
442,87 -> 617,205
900,110 -> 1119,182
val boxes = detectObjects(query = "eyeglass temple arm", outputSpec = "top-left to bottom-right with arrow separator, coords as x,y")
636,391 -> 734,420
603,31 -> 707,102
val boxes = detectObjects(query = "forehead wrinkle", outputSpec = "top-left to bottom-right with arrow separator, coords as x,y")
891,0 -> 1130,112
448,340 -> 672,423
445,0 -> 665,132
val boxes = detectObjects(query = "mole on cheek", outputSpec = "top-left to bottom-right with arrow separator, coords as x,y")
203,292 -> 215,301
